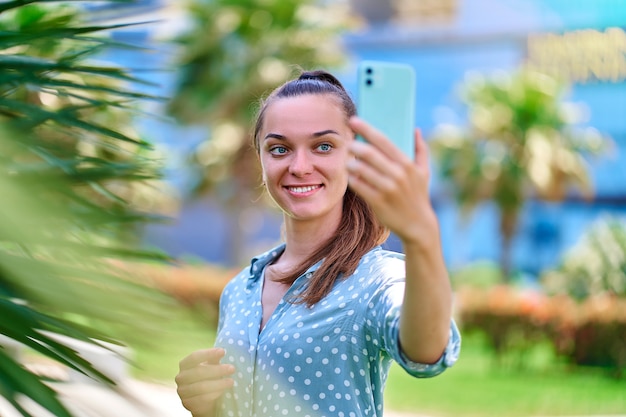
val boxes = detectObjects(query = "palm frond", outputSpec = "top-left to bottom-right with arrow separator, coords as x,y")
0,348 -> 72,417
0,1 -> 175,416
0,55 -> 157,85
0,0 -> 134,15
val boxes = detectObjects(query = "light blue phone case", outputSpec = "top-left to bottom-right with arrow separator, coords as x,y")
357,61 -> 416,160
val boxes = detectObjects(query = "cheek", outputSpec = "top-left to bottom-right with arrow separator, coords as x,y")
259,156 -> 269,178
260,158 -> 279,184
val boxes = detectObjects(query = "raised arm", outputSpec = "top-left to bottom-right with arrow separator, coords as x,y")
347,117 -> 452,363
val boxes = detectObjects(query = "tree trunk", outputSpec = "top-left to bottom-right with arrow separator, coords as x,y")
225,136 -> 265,266
499,210 -> 519,283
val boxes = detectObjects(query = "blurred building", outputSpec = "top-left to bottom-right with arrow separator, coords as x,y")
96,0 -> 626,276
340,0 -> 626,276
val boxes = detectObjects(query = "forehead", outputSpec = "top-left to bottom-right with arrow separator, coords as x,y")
262,94 -> 346,133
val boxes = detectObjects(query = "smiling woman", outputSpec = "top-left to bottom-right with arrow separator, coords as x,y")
175,69 -> 461,417
252,72 -> 387,308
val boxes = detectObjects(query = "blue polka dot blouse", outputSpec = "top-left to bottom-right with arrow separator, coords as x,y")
215,243 -> 461,417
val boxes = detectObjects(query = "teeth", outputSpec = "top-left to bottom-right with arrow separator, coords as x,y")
289,185 -> 318,194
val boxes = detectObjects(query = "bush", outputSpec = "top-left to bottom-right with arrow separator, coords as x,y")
457,285 -> 626,375
541,216 -> 626,300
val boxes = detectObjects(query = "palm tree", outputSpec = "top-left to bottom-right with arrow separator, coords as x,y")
167,0 -> 350,264
429,68 -> 610,281
1,2 -> 171,416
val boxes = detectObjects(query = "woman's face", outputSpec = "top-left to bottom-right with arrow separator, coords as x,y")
258,94 -> 354,225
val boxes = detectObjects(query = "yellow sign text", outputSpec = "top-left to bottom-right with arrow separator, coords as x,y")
527,27 -> 626,84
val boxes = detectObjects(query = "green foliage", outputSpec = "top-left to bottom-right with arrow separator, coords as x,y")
131,305 -> 217,382
168,0 -> 350,194
0,1 -> 174,416
385,333 -> 626,417
542,216 -> 626,300
429,68 -> 611,278
450,260 -> 502,289
169,0 -> 347,125
431,69 -> 608,209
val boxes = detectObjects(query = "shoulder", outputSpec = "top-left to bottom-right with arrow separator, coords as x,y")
220,266 -> 249,301
222,243 -> 286,297
345,247 -> 406,295
345,248 -> 407,323
357,247 -> 405,280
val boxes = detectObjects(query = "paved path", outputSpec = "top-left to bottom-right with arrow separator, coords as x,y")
0,379 -> 181,417
0,364 -> 621,417
2,379 -> 624,417
0,377 -> 425,417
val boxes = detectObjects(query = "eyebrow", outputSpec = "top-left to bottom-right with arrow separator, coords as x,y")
263,130 -> 339,141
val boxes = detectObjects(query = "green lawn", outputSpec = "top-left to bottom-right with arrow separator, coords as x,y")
131,306 -> 218,384
385,332 -> 626,417
133,307 -> 626,417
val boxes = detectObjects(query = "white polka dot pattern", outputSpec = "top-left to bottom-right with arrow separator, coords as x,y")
214,244 -> 461,417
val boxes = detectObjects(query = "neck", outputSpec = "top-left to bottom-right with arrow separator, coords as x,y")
279,214 -> 341,267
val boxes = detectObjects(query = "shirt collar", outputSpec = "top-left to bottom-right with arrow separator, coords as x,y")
249,243 -> 285,282
248,243 -> 326,283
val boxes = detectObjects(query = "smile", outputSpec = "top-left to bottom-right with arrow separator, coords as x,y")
286,185 -> 322,194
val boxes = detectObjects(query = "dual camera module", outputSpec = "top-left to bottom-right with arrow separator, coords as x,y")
364,67 -> 374,86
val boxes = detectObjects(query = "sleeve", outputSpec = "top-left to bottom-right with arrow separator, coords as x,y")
395,319 -> 461,377
368,273 -> 461,378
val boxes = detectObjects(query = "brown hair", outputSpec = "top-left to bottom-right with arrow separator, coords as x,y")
253,70 -> 389,307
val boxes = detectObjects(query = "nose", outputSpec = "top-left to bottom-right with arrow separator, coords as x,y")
288,150 -> 313,177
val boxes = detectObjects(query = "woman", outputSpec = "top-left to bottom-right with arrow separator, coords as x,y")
175,70 -> 461,417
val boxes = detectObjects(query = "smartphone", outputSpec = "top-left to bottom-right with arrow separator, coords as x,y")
356,60 -> 416,160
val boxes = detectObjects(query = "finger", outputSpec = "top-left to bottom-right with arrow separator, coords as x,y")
176,362 -> 235,386
179,381 -> 234,414
349,116 -> 407,163
179,348 -> 225,370
177,372 -> 235,399
349,117 -> 415,179
348,140 -> 398,178
350,136 -> 414,190
346,156 -> 399,194
413,128 -> 430,172
349,137 -> 414,194
348,172 -> 384,206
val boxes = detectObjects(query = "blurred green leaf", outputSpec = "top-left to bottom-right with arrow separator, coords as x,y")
0,1 -> 177,416
0,348 -> 72,417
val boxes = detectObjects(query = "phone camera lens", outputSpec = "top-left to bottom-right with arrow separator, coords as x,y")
365,67 -> 373,75
365,78 -> 372,86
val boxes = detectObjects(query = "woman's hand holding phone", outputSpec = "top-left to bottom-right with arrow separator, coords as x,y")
347,116 -> 438,251
351,61 -> 439,248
